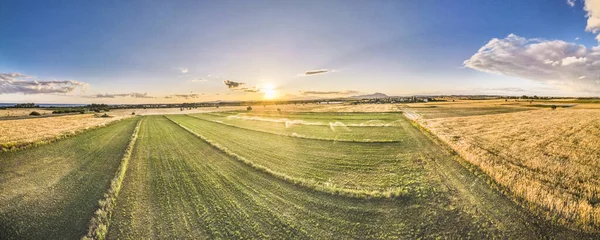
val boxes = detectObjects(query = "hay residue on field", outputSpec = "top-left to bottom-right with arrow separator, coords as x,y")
422,108 -> 600,230
0,114 -> 128,148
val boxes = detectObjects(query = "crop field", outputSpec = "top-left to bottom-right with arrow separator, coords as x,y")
108,115 -> 550,239
189,112 -> 405,142
422,108 -> 600,231
0,108 -> 53,118
0,117 -> 139,239
0,114 -> 129,151
402,106 -> 533,119
1,110 -> 594,239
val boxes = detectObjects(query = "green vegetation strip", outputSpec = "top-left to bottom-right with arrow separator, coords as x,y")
205,111 -> 403,124
0,117 -> 139,239
83,117 -> 143,240
189,114 -> 401,143
108,116 -> 497,238
168,115 -> 428,198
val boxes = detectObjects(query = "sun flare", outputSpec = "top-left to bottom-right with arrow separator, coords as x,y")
261,83 -> 278,100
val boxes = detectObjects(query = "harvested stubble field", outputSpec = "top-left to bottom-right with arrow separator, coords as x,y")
0,117 -> 139,239
0,114 -> 129,151
420,108 -> 600,231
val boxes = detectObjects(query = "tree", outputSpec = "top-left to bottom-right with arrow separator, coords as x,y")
551,105 -> 557,110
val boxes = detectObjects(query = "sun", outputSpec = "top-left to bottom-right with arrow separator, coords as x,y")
261,83 -> 278,100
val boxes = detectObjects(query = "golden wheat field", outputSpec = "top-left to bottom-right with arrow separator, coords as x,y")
0,114 -> 128,149
0,108 -> 53,117
420,107 -> 600,230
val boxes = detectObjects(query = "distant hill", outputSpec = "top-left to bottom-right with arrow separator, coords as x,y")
348,92 -> 389,99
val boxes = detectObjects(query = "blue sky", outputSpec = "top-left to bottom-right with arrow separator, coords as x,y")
1,0 -> 599,103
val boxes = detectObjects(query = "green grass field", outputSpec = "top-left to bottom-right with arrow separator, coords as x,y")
0,112 -> 591,239
108,116 -> 500,238
0,117 -> 139,239
169,114 -> 430,196
189,112 -> 404,142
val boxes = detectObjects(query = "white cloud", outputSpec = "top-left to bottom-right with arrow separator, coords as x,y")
464,34 -> 600,92
180,68 -> 189,74
568,0 -> 576,7
561,56 -> 588,66
575,37 -> 580,40
0,73 -> 88,94
190,79 -> 208,83
585,0 -> 600,41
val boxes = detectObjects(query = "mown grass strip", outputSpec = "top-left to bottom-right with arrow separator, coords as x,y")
0,116 -> 132,152
187,114 -> 401,143
82,117 -> 143,240
166,116 -> 413,199
109,116 -> 501,239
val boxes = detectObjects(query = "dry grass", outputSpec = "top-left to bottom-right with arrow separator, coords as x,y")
0,114 -> 129,149
421,108 -> 600,231
0,108 -> 53,117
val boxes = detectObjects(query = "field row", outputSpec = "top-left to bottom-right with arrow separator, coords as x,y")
190,113 -> 405,142
108,116 -> 505,238
168,114 -> 429,196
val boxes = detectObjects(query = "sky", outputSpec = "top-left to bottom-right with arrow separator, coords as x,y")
2,0 -> 600,103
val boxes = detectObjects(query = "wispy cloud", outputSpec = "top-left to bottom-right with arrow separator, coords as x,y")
190,78 -> 208,83
0,72 -> 88,94
304,69 -> 331,76
223,80 -> 244,89
165,93 -> 201,99
300,90 -> 359,95
91,92 -> 154,98
180,68 -> 189,74
567,0 -> 576,7
242,88 -> 260,93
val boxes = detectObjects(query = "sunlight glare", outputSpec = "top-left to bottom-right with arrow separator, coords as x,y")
261,83 -> 278,100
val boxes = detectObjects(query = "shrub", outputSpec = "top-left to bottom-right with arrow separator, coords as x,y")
101,113 -> 110,118
29,111 -> 41,116
247,106 -> 252,111
131,112 -> 136,115
551,105 -> 557,110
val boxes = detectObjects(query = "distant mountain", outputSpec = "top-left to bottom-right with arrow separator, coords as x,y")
348,92 -> 389,99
